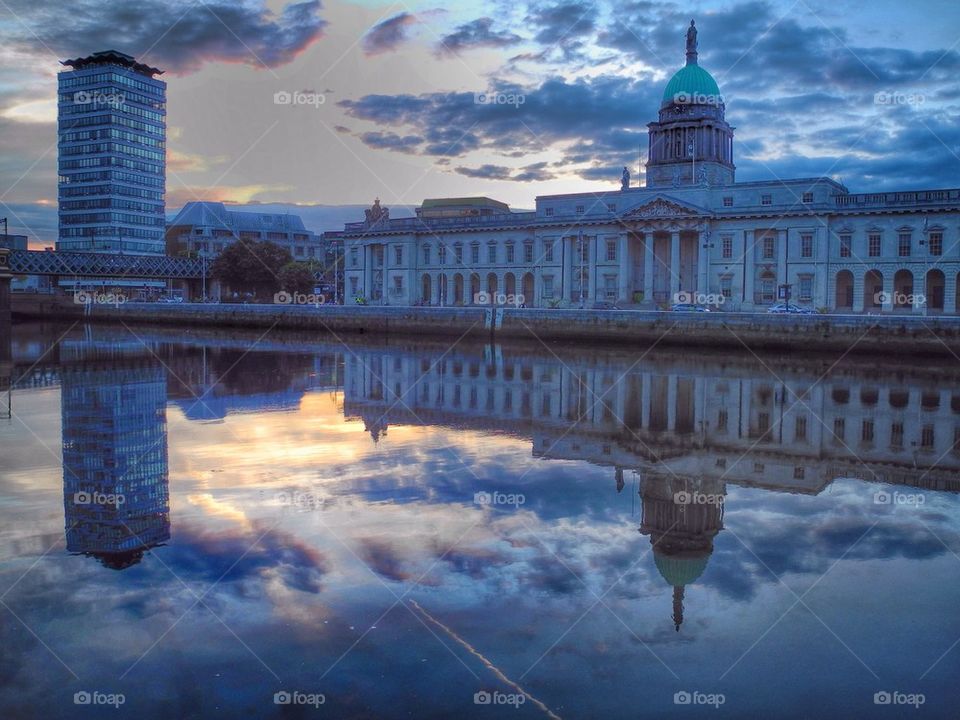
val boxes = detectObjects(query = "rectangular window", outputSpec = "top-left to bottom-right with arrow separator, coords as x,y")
604,275 -> 616,299
723,196 -> 733,207
544,240 -> 554,262
575,205 -> 584,214
799,277 -> 812,301
393,275 -> 403,291
833,417 -> 845,442
471,244 -> 480,264
761,194 -> 772,206
423,245 -> 431,264
545,207 -> 554,216
455,245 -> 463,264
839,234 -> 852,257
868,233 -> 881,257
487,245 -> 496,263
921,424 -> 935,449
524,243 -> 534,263
898,232 -> 911,257
719,236 -> 731,259
802,191 -> 814,204
891,422 -> 904,447
862,419 -> 874,443
394,246 -> 403,265
350,248 -> 358,267
577,239 -> 589,263
795,415 -> 807,441
801,233 -> 813,258
349,277 -> 358,295
717,409 -> 728,431
542,276 -> 554,298
762,236 -> 775,259
929,232 -> 943,256
607,203 -> 616,212
506,244 -> 515,263
606,240 -> 617,262
438,245 -> 446,264
720,276 -> 732,299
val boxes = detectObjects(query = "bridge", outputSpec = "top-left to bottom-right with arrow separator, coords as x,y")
8,249 -> 204,280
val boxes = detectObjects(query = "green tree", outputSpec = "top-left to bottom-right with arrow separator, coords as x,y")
278,262 -> 316,295
210,240 -> 292,299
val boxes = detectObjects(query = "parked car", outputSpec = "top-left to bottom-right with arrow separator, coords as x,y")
670,303 -> 711,312
591,301 -> 620,310
766,303 -> 816,315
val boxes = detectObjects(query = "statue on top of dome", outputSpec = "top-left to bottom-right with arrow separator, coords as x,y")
686,19 -> 698,64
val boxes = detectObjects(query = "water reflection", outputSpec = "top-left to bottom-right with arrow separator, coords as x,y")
2,323 -> 959,718
59,341 -> 169,569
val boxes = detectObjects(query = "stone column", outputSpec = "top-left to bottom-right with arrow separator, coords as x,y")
670,231 -> 681,301
697,229 -> 708,296
777,229 -> 789,287
641,373 -> 651,430
667,374 -> 678,432
853,272 -> 865,313
618,232 -> 630,303
643,233 -> 655,307
743,230 -> 755,308
882,271 -> 894,312
815,226 -> 828,311
562,236 -> 573,304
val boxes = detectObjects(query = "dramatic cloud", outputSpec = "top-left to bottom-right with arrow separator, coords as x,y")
362,12 -> 418,56
438,18 -> 522,55
455,164 -> 513,180
4,0 -> 327,74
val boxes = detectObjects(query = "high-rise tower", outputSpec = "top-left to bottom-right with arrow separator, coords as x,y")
57,50 -> 166,254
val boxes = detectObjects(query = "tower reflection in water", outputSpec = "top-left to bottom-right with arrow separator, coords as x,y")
344,343 -> 960,631
60,342 -> 170,570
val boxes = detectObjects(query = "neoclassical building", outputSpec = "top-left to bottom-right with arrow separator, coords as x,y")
342,22 -> 960,313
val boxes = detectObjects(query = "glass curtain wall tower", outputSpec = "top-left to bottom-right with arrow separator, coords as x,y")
57,50 -> 166,254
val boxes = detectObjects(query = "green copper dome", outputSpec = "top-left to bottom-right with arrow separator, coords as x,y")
654,552 -> 710,587
662,62 -> 721,105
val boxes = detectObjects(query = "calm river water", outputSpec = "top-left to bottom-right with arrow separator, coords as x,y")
0,322 -> 958,718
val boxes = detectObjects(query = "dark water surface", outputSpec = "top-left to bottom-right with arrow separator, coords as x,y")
1,322 -> 958,719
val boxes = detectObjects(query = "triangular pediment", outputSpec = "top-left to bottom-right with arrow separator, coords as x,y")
621,194 -> 712,219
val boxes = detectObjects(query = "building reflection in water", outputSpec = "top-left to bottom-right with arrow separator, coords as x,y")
343,344 -> 960,630
60,342 -> 170,570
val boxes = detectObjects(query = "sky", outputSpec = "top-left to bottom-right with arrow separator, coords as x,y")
0,0 -> 959,244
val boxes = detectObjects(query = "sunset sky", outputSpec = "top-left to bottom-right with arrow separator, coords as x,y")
1,0 -> 958,243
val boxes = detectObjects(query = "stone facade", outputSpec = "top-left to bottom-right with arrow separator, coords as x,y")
341,27 -> 960,314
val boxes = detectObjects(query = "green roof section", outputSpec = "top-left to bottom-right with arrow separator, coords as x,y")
662,62 -> 722,105
421,197 -> 510,210
654,552 -> 710,587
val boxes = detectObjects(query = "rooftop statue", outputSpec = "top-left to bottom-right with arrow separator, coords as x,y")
365,197 -> 390,225
621,166 -> 630,191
